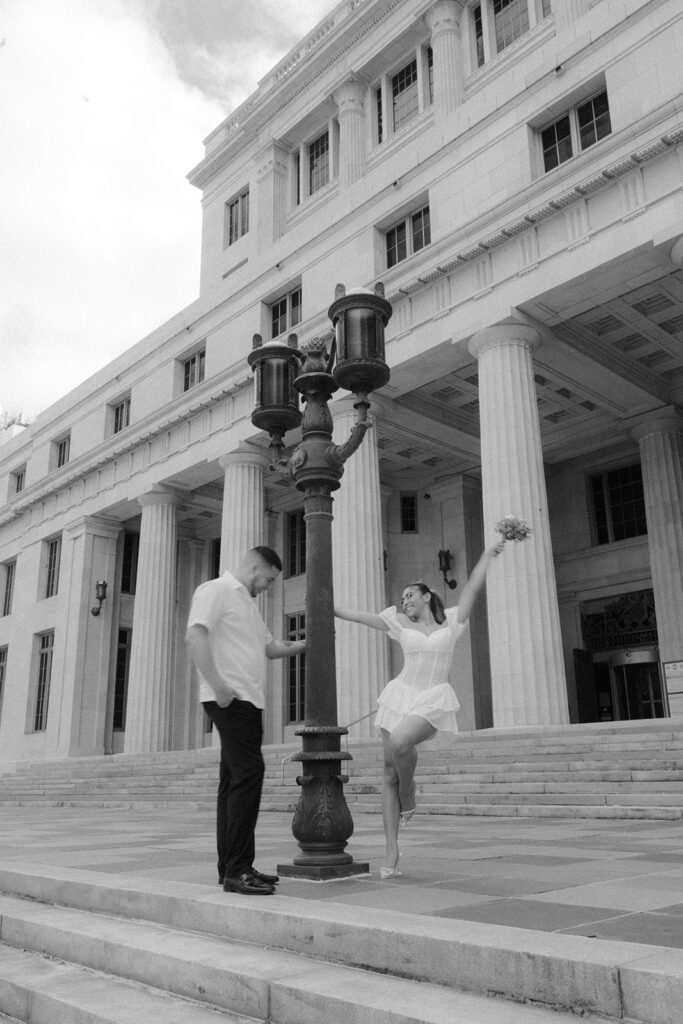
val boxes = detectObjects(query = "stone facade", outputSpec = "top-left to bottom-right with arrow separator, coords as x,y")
1,0 -> 682,763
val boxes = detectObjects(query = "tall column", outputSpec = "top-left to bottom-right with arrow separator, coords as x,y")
124,489 -> 182,753
425,0 -> 463,118
468,323 -> 568,728
256,142 -> 289,248
333,78 -> 366,189
632,408 -> 683,716
331,397 -> 389,737
218,445 -> 270,573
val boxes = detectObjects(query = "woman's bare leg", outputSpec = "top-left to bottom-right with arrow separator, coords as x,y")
380,729 -> 401,871
389,716 -> 436,816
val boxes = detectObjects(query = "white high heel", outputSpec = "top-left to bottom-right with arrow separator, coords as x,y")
380,865 -> 402,878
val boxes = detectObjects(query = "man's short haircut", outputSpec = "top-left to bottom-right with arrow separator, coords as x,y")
253,545 -> 283,572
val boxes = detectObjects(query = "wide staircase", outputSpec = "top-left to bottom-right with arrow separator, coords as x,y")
0,718 -> 682,819
0,854 -> 675,1024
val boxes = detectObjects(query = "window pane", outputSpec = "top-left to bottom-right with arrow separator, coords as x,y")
401,493 -> 418,533
271,297 -> 287,338
286,612 -> 306,723
45,538 -> 61,598
113,629 -> 131,731
376,87 -> 383,143
412,206 -> 431,252
57,437 -> 70,468
577,91 -> 611,150
290,288 -> 302,328
121,533 -> 139,594
309,131 -> 329,195
493,0 -> 529,53
34,632 -> 54,731
386,221 -> 407,268
541,115 -> 572,172
607,465 -> 647,541
392,58 -> 419,131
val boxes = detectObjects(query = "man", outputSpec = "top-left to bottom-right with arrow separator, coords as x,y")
186,545 -> 305,895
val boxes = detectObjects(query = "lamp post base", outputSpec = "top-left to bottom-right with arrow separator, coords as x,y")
277,861 -> 370,881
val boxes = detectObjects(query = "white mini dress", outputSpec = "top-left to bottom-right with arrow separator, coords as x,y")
375,606 -> 466,735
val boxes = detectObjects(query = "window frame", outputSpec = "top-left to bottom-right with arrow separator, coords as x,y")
470,0 -> 551,69
400,492 -> 419,534
540,89 -> 612,174
43,535 -> 62,600
11,466 -> 26,495
112,627 -> 132,731
111,396 -> 131,435
270,286 -> 302,340
121,532 -> 139,595
0,645 -> 7,722
285,509 -> 306,579
384,204 -> 431,270
2,560 -> 16,617
374,44 -> 434,146
292,120 -> 338,207
588,462 -> 647,546
182,349 -> 206,392
224,186 -> 250,247
31,630 -> 54,733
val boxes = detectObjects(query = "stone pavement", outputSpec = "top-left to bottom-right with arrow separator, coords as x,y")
1,803 -> 683,950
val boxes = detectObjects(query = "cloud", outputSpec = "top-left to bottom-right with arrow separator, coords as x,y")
0,0 -> 336,417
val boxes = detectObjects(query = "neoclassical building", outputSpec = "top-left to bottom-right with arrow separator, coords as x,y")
0,0 -> 682,764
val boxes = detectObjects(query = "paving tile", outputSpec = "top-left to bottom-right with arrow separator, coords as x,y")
430,898 -> 625,932
564,910 -> 683,948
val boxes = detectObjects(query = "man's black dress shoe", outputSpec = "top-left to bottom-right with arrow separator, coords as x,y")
223,872 -> 275,895
249,868 -> 279,885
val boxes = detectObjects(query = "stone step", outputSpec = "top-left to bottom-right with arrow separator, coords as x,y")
0,944 -> 253,1024
0,865 -> 680,1024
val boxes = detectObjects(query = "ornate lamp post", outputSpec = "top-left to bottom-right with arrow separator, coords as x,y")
248,282 -> 392,879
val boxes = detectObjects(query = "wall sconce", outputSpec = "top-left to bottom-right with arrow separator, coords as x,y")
91,580 -> 108,616
438,550 -> 457,590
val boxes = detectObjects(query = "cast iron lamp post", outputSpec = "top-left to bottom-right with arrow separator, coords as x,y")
248,282 -> 392,879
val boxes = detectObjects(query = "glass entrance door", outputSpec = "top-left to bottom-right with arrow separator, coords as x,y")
610,652 -> 666,720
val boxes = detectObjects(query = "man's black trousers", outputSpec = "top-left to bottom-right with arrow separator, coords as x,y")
202,699 -> 265,879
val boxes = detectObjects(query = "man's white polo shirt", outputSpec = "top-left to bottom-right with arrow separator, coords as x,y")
187,571 -> 273,708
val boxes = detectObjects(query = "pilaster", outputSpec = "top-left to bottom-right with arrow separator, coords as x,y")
256,142 -> 290,248
124,489 -> 182,753
632,408 -> 683,716
58,516 -> 121,757
331,397 -> 388,737
468,323 -> 568,728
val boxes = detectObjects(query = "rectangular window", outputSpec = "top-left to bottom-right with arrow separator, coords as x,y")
376,87 -> 383,144
386,205 -> 431,269
2,560 -> 16,617
308,131 -> 330,196
113,397 -> 131,434
473,4 -> 485,67
56,435 -> 70,468
392,58 -> 419,132
113,628 -> 132,731
33,631 -> 54,732
286,510 -> 306,578
0,646 -> 7,718
12,468 -> 25,494
45,536 -> 61,599
226,187 -> 249,246
271,287 -> 302,339
590,464 -> 647,545
493,0 -> 529,53
183,350 -> 206,391
540,90 -> 611,173
286,612 -> 306,724
400,492 -> 418,533
121,532 -> 139,595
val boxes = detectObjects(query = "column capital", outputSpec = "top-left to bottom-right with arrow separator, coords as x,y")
424,0 -> 461,34
468,322 -> 541,360
333,76 -> 366,115
632,406 -> 683,443
219,444 -> 271,472
137,488 -> 184,510
255,140 -> 290,183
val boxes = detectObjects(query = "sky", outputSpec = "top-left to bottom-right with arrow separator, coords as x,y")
0,0 -> 335,421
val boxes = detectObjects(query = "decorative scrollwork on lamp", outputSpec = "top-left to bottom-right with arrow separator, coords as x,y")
438,549 -> 457,590
91,580 -> 108,616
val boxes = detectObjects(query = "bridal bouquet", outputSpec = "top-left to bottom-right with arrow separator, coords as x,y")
495,515 -> 531,541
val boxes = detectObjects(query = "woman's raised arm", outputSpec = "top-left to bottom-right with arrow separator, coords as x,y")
334,607 -> 389,632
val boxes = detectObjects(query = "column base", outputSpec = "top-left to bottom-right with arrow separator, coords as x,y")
277,861 -> 370,881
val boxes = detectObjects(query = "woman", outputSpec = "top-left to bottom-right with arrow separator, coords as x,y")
335,540 -> 505,877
